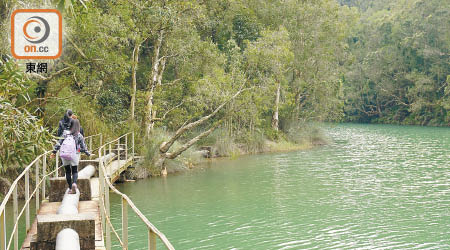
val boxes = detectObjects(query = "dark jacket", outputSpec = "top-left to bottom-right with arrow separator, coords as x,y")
57,116 -> 71,137
53,132 -> 90,156
57,117 -> 84,137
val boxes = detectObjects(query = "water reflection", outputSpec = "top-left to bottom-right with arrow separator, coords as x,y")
111,124 -> 450,249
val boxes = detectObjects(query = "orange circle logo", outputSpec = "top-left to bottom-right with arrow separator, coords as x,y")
22,16 -> 50,44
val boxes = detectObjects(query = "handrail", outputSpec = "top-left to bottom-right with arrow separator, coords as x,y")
5,160 -> 63,250
0,151 -> 48,212
0,132 -> 173,250
0,133 -> 103,250
98,132 -> 175,250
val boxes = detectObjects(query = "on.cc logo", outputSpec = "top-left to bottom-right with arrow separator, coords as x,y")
11,9 -> 62,59
23,16 -> 51,44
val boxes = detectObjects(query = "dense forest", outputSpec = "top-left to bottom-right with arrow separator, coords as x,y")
0,0 -> 449,181
341,0 -> 450,125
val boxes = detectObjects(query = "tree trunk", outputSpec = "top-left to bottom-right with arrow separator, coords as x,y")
145,30 -> 164,138
130,42 -> 140,121
154,121 -> 223,170
272,82 -> 281,130
145,86 -> 155,137
155,87 -> 251,170
159,87 -> 249,154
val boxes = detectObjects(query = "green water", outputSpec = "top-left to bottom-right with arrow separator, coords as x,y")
111,123 -> 450,249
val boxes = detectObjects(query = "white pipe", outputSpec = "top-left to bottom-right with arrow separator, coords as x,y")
100,153 -> 116,165
55,228 -> 80,250
78,165 -> 95,179
57,189 -> 80,215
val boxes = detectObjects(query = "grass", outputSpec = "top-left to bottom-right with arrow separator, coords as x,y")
132,122 -> 329,178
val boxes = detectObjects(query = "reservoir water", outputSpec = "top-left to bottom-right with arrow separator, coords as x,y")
111,123 -> 450,249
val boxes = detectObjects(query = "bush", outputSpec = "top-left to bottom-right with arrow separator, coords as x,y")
141,128 -> 206,175
236,130 -> 266,154
0,60 -> 54,171
198,128 -> 240,157
282,120 -> 328,145
141,128 -> 170,175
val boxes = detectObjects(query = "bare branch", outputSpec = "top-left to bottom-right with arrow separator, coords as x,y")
27,67 -> 71,81
166,120 -> 223,159
64,32 -> 88,59
159,86 -> 252,153
151,101 -> 184,122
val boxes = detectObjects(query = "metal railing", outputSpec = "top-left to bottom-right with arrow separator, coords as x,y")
0,133 -> 103,250
98,132 -> 175,250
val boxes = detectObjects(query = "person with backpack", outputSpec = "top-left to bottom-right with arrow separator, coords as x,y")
52,118 -> 91,194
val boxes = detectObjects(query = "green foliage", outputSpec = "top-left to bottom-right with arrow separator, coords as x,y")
0,60 -> 53,171
344,0 -> 450,126
197,128 -> 240,157
236,130 -> 266,154
0,0 -> 388,176
282,120 -> 328,145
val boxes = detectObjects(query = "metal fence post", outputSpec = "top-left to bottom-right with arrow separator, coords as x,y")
25,170 -> 30,232
132,132 -> 135,159
89,136 -> 93,152
117,138 -> 121,160
148,229 -> 156,250
55,151 -> 59,177
0,210 -> 5,250
98,149 -> 106,235
36,159 -> 40,213
125,134 -> 128,161
122,198 -> 128,250
13,186 -> 18,250
105,183 -> 111,250
42,155 -> 46,202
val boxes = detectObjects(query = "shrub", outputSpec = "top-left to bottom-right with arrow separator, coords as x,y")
236,130 -> 266,154
282,120 -> 328,145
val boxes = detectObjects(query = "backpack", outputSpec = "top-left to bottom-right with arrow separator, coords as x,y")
60,132 -> 77,161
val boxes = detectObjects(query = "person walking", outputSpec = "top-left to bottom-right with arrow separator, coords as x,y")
57,109 -> 85,137
52,118 -> 91,194
57,109 -> 73,137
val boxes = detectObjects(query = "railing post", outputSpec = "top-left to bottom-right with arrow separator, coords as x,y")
35,159 -> 40,213
122,197 -> 128,250
117,138 -> 121,160
55,151 -> 59,177
1,209 -> 6,250
89,136 -> 93,152
105,183 -> 111,250
42,155 -> 46,202
98,149 -> 106,237
13,186 -> 18,250
125,134 -> 128,161
132,132 -> 135,159
109,144 -> 112,159
148,229 -> 156,250
100,134 -> 103,148
103,143 -> 111,250
25,169 -> 30,232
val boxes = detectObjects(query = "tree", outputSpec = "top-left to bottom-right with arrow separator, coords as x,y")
245,27 -> 293,131
0,60 -> 53,171
344,0 -> 450,125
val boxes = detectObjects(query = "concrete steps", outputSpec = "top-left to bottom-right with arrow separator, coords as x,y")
21,164 -> 104,250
